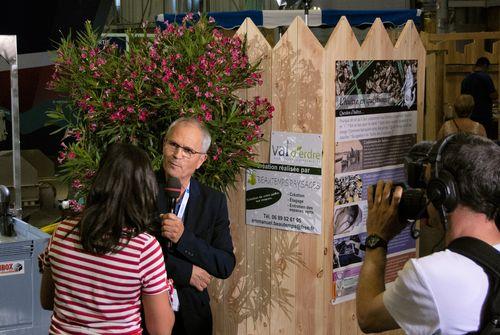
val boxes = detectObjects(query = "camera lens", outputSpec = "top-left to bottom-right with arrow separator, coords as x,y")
370,183 -> 428,222
399,188 -> 427,222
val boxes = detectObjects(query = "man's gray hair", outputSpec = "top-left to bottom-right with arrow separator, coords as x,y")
165,117 -> 212,153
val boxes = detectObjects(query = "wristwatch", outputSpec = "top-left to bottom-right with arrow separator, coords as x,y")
365,234 -> 388,250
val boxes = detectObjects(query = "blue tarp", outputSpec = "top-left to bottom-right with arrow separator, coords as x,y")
156,9 -> 421,30
322,9 -> 421,27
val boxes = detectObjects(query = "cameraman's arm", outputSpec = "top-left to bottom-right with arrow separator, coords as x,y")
356,180 -> 403,333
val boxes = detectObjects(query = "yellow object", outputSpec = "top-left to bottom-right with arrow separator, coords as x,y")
40,222 -> 58,235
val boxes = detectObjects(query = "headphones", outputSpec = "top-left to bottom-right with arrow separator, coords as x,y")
426,134 -> 460,213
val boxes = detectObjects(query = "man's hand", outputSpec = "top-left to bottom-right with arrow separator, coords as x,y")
161,213 -> 184,243
367,180 -> 404,242
190,265 -> 211,291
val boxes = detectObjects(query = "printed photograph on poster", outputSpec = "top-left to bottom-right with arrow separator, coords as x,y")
245,163 -> 322,234
335,135 -> 416,173
270,131 -> 322,168
331,226 -> 417,304
334,140 -> 363,173
358,167 -> 406,200
335,166 -> 407,203
336,60 -> 418,113
331,246 -> 416,304
334,174 -> 362,205
334,202 -> 366,236
333,233 -> 366,269
333,266 -> 361,301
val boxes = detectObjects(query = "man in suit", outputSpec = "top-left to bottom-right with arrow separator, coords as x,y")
158,117 -> 236,335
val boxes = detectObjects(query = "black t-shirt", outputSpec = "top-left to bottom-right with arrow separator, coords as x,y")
461,71 -> 496,123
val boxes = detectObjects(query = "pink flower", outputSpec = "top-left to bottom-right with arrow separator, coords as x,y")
68,199 -> 84,213
72,179 -> 83,190
67,152 -> 76,160
74,131 -> 82,141
57,152 -> 66,164
84,169 -> 95,179
204,111 -> 212,121
149,48 -> 158,59
168,82 -> 177,95
139,110 -> 148,121
122,79 -> 134,92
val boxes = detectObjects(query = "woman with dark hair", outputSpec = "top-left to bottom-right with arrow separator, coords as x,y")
40,143 -> 174,335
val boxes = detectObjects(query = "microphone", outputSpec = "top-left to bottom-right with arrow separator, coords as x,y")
165,177 -> 182,213
164,177 -> 181,248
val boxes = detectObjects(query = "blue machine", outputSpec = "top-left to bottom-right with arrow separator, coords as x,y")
0,189 -> 51,334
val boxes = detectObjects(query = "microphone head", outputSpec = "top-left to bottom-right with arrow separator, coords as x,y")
165,177 -> 182,199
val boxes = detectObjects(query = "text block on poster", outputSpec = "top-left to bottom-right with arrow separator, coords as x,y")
246,163 -> 322,234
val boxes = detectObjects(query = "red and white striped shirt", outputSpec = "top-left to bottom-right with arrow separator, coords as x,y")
43,219 -> 168,334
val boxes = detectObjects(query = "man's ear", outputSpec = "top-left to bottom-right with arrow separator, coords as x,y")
196,154 -> 207,170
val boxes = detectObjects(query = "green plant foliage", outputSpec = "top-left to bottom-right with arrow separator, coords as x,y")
48,15 -> 274,210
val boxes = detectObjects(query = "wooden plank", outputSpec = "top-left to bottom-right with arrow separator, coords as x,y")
394,20 -> 426,142
324,16 -> 361,335
361,18 -> 395,60
425,31 -> 500,42
425,53 -> 439,140
446,64 -> 499,73
236,18 -> 274,335
294,17 -> 325,335
270,17 -> 300,335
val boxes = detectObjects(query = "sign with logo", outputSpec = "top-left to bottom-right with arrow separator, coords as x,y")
0,260 -> 25,276
270,131 -> 322,168
246,163 -> 322,234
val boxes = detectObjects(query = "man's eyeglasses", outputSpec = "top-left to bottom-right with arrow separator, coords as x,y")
164,140 -> 206,159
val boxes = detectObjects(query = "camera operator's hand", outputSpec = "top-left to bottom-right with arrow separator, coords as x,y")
367,180 -> 404,242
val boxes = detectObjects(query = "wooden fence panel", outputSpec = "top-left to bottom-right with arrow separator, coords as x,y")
211,16 -> 426,335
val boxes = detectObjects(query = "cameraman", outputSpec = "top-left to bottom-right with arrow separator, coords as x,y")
356,133 -> 500,334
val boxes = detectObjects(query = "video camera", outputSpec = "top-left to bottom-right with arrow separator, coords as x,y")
396,141 -> 435,223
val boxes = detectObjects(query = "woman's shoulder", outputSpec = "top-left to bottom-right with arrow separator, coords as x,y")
129,231 -> 160,247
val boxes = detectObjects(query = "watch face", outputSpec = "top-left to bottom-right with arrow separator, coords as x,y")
366,234 -> 387,249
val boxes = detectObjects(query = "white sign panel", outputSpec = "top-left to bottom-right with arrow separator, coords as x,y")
270,131 -> 322,168
0,260 -> 25,276
246,163 -> 322,234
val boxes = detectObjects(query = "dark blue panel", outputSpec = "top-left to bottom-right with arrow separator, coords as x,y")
157,10 -> 263,30
321,9 -> 421,28
156,9 -> 420,29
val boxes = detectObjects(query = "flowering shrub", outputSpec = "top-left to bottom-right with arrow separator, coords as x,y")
48,15 -> 273,208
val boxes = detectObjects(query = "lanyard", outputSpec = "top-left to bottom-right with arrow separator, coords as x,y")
176,182 -> 190,221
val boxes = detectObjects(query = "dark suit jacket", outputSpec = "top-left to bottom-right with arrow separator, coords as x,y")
157,174 -> 236,335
